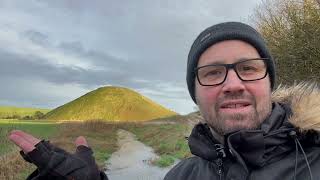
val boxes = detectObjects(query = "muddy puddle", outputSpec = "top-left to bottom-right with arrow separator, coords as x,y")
105,129 -> 177,180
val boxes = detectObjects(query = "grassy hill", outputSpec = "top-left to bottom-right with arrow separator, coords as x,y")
0,106 -> 50,119
44,86 -> 177,121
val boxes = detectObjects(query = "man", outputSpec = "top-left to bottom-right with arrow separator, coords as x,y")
164,22 -> 320,180
9,22 -> 320,180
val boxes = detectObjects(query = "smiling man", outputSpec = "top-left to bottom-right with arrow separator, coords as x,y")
195,40 -> 272,135
9,22 -> 320,180
186,22 -> 275,137
164,22 -> 320,180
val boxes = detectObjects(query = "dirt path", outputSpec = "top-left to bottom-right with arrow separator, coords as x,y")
105,129 -> 176,180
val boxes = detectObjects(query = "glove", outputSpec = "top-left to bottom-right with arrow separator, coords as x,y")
20,140 -> 108,180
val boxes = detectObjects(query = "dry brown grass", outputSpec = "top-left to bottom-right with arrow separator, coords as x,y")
0,151 -> 35,180
51,120 -> 119,169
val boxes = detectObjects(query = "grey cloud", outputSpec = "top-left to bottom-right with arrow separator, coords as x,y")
21,30 -> 50,47
0,49 -> 131,88
57,41 -> 128,71
0,46 -> 180,93
20,28 -> 185,87
0,76 -> 88,109
58,41 -> 85,53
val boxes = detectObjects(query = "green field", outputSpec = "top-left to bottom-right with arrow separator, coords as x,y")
0,106 -> 50,119
0,119 -> 58,155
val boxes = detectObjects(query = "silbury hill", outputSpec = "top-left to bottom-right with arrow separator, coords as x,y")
44,86 -> 177,121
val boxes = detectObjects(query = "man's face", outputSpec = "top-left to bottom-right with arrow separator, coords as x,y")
195,40 -> 272,135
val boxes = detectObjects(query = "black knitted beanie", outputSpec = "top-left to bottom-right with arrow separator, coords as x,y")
187,22 -> 276,104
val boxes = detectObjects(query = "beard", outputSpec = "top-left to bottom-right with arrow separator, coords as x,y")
200,92 -> 271,135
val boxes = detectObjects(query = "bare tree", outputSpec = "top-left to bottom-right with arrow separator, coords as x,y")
252,0 -> 320,85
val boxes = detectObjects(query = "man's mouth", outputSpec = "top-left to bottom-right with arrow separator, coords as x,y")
220,101 -> 252,110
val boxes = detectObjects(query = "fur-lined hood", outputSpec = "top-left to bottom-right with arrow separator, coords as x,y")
272,82 -> 320,132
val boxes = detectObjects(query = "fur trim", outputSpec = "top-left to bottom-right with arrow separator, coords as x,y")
272,82 -> 320,132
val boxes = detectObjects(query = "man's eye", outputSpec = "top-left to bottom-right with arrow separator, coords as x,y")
205,70 -> 222,77
241,66 -> 257,71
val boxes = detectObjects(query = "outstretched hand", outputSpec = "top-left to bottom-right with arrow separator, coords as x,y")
9,130 -> 88,153
8,130 -> 108,180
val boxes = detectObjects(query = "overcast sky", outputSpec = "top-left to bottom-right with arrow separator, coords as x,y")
0,0 -> 262,115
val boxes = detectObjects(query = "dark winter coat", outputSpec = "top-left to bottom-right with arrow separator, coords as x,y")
164,83 -> 320,180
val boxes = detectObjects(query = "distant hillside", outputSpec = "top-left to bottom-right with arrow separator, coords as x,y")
0,106 -> 50,119
45,86 -> 177,121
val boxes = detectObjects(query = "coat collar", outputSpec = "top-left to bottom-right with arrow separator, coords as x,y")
226,103 -> 294,168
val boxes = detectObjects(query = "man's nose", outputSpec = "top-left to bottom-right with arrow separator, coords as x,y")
221,69 -> 245,93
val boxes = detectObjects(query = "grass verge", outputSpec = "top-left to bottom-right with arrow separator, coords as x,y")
122,123 -> 192,167
51,121 -> 118,168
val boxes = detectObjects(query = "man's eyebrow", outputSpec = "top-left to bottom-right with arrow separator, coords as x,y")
203,57 -> 257,65
201,59 -> 225,65
211,60 -> 225,64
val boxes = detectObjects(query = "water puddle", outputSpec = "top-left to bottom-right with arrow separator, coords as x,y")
105,129 -> 176,180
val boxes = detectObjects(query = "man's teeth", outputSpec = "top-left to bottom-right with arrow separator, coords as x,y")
225,104 -> 247,108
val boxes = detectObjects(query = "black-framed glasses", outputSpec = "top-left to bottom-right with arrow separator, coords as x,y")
194,58 -> 268,86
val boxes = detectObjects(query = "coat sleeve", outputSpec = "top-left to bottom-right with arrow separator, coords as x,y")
163,158 -> 197,180
164,157 -> 219,180
26,169 -> 109,180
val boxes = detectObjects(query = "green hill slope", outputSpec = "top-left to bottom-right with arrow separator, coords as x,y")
0,106 -> 50,119
44,86 -> 177,121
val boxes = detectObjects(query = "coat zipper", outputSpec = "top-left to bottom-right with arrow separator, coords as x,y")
216,158 -> 224,180
214,143 -> 225,180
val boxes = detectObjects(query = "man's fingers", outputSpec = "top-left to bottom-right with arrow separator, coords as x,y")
10,130 -> 41,145
9,133 -> 35,153
75,136 -> 88,147
9,130 -> 41,153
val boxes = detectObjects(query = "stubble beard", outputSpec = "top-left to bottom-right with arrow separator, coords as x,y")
201,94 -> 272,135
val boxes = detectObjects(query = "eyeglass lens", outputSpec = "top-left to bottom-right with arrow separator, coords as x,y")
197,59 -> 267,86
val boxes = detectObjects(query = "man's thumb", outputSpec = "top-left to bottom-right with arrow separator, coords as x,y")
74,136 -> 94,161
75,136 -> 88,148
